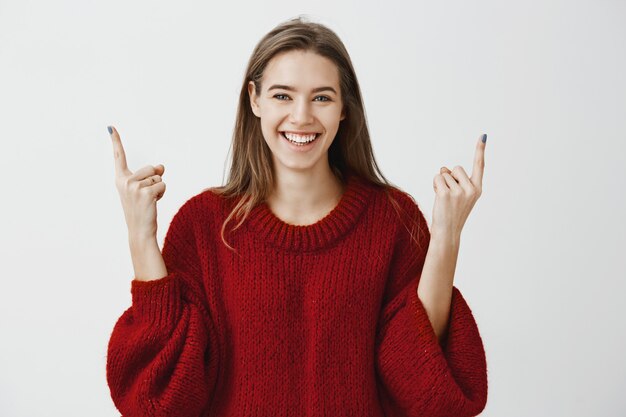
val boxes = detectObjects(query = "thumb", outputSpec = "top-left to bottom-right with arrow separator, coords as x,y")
156,164 -> 165,175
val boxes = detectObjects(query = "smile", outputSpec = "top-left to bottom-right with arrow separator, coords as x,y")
280,131 -> 320,146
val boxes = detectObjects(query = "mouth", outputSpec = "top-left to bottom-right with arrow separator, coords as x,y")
279,131 -> 321,147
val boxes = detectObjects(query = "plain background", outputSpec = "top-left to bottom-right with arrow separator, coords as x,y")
1,0 -> 625,415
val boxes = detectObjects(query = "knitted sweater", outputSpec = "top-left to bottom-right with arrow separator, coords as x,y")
106,173 -> 488,417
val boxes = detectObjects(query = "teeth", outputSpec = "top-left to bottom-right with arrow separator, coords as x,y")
283,132 -> 318,143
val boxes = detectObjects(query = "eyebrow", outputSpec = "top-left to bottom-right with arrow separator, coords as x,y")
267,84 -> 338,94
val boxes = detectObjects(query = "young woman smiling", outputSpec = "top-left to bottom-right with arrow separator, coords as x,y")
106,16 -> 489,417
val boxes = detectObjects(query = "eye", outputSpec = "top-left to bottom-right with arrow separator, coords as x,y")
272,94 -> 332,102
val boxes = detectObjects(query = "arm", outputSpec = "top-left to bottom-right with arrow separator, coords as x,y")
375,192 -> 488,417
128,237 -> 168,282
106,197 -> 219,417
417,233 -> 460,346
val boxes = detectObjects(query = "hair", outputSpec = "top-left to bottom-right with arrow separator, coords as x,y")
204,15 -> 424,255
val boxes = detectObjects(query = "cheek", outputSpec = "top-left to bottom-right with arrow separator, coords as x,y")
261,125 -> 278,143
260,108 -> 283,127
320,112 -> 342,129
322,104 -> 343,120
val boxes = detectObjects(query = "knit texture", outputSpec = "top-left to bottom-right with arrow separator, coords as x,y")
106,173 -> 488,417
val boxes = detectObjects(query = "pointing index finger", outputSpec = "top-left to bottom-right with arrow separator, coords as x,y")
471,133 -> 486,188
108,126 -> 130,176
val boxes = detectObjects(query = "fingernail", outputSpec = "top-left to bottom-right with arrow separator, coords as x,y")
482,133 -> 487,143
107,126 -> 113,135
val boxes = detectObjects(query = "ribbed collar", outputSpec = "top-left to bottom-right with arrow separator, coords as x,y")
244,173 -> 374,252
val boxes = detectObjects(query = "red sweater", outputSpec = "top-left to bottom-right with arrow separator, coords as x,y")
106,173 -> 488,416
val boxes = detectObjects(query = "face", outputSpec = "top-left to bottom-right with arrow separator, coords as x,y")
248,50 -> 346,177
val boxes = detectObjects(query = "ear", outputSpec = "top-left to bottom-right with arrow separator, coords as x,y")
248,81 -> 261,118
340,106 -> 346,121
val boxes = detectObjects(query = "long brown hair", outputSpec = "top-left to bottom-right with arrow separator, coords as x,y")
205,15 -> 423,254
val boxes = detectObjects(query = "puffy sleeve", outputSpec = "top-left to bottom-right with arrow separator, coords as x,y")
106,196 -> 219,417
375,191 -> 488,417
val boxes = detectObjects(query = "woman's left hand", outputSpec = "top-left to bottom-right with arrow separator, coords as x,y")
430,134 -> 487,240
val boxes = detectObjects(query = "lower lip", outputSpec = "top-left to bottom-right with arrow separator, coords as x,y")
280,132 -> 320,152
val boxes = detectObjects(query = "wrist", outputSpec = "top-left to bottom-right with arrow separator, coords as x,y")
129,234 -> 159,251
429,230 -> 461,248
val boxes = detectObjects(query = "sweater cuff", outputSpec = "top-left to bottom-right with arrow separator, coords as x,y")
130,273 -> 183,328
408,279 -> 471,353
408,278 -> 488,375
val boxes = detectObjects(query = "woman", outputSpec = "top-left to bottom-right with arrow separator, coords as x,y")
106,16 -> 489,417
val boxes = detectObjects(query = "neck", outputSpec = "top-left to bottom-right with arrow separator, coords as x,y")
266,168 -> 345,226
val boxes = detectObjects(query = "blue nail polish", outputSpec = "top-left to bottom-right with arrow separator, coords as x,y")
107,126 -> 113,135
482,134 -> 487,143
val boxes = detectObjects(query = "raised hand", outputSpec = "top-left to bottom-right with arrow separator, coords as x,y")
430,133 -> 486,241
108,125 -> 166,242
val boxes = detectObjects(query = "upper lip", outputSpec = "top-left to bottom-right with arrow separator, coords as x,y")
281,130 -> 320,135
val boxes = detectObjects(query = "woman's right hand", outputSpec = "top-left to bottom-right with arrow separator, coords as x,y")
108,125 -> 166,242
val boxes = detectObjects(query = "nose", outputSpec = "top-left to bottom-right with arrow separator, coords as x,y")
289,99 -> 314,125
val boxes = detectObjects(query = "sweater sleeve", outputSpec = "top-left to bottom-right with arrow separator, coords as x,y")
106,196 -> 219,417
375,191 -> 488,417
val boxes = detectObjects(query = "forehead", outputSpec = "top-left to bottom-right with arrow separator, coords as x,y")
263,50 -> 340,90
